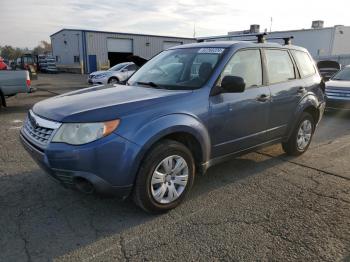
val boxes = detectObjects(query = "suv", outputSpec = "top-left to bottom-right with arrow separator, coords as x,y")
20,41 -> 325,213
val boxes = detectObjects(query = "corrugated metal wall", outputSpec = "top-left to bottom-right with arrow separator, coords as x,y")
205,28 -> 336,58
331,26 -> 350,56
85,31 -> 195,71
317,55 -> 350,67
51,29 -> 195,73
267,28 -> 335,57
51,30 -> 83,66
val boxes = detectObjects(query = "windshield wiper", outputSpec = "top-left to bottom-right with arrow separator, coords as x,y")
136,81 -> 159,88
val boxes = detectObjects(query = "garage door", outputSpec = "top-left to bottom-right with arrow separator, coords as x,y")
163,41 -> 183,50
107,38 -> 133,53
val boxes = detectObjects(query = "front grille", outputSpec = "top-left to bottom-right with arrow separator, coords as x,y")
22,111 -> 61,147
24,118 -> 54,144
326,88 -> 350,100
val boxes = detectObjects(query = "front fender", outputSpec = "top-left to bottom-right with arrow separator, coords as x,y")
129,113 -> 211,165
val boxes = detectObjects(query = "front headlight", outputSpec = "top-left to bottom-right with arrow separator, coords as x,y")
95,73 -> 107,79
52,120 -> 120,145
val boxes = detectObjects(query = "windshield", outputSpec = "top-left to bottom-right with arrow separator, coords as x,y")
108,63 -> 128,71
332,67 -> 350,81
127,48 -> 225,90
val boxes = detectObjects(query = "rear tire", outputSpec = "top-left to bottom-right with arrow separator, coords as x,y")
0,90 -> 6,108
282,112 -> 315,156
108,77 -> 119,84
133,139 -> 195,213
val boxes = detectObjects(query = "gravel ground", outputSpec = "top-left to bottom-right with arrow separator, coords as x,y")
0,73 -> 349,261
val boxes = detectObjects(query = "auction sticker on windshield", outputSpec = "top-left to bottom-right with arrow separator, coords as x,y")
198,48 -> 225,54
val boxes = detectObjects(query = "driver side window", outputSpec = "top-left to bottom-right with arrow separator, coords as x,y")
218,49 -> 262,89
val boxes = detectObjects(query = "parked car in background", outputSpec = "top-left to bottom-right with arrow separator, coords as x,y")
0,57 -> 8,70
0,70 -> 32,107
88,62 -> 138,85
21,40 -> 325,213
325,65 -> 350,110
317,60 -> 341,81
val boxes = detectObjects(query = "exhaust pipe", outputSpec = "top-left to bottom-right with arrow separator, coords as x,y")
75,178 -> 95,194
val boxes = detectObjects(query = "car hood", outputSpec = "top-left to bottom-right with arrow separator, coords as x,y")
326,80 -> 350,90
33,85 -> 192,123
90,70 -> 107,76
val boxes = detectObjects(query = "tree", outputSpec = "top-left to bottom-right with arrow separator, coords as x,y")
33,40 -> 52,55
0,45 -> 22,60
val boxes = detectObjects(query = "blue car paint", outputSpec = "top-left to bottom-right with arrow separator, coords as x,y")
21,41 -> 325,198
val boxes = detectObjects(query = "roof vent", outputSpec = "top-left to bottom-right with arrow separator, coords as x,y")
250,24 -> 260,33
312,20 -> 324,29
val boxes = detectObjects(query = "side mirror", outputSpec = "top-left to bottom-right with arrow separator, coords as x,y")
221,75 -> 245,93
121,69 -> 127,72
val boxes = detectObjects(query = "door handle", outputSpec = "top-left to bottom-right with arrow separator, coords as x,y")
256,94 -> 270,102
297,87 -> 306,94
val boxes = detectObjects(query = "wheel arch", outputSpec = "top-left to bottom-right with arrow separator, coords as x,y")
284,94 -> 321,141
128,114 -> 211,181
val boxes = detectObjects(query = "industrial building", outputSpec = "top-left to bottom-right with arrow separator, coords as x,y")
199,21 -> 350,65
50,29 -> 195,73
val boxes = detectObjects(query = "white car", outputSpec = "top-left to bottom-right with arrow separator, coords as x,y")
88,62 -> 138,85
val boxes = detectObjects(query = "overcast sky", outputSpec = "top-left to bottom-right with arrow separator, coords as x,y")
1,0 -> 350,48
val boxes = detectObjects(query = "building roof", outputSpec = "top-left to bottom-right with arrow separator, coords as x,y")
50,28 -> 196,40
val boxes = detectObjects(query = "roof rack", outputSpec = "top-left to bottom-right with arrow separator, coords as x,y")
227,33 -> 267,43
197,33 -> 294,45
266,36 -> 294,45
238,34 -> 294,45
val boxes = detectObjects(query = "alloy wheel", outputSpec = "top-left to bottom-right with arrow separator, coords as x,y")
297,119 -> 312,150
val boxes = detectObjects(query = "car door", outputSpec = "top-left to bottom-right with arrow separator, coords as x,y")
209,49 -> 271,158
263,49 -> 305,140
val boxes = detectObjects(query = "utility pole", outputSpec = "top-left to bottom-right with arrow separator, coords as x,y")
270,17 -> 273,32
193,23 -> 196,38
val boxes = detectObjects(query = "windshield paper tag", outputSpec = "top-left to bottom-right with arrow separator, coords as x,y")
198,48 -> 225,54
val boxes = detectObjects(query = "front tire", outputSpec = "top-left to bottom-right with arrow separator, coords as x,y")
282,112 -> 315,156
133,140 -> 195,213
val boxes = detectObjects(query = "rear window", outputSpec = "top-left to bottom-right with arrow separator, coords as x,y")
265,49 -> 296,84
293,50 -> 316,78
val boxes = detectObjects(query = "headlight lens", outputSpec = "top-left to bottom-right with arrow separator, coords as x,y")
95,73 -> 107,79
52,120 -> 120,145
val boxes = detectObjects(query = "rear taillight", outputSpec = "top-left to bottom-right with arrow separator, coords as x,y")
26,71 -> 31,88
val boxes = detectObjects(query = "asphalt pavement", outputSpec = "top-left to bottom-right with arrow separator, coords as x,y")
0,73 -> 349,261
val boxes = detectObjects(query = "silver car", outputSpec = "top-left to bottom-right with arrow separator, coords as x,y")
325,65 -> 350,110
88,62 -> 138,85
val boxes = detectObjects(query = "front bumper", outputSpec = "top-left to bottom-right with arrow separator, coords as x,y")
88,78 -> 106,85
20,131 -> 142,198
326,97 -> 350,110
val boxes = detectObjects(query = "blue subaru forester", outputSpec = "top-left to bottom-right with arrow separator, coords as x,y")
21,40 -> 325,213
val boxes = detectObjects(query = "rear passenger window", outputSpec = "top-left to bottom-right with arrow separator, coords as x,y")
219,49 -> 262,88
293,50 -> 316,77
265,49 -> 295,84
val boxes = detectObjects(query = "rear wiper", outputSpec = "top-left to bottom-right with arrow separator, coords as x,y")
136,81 -> 159,88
